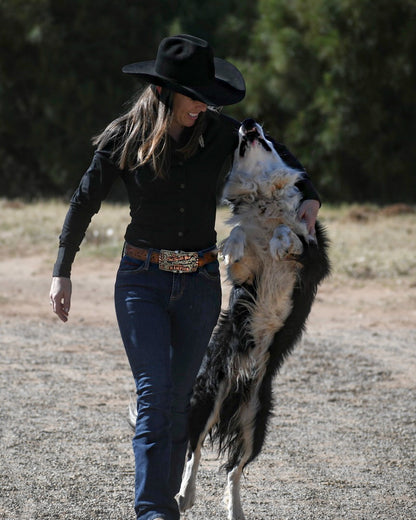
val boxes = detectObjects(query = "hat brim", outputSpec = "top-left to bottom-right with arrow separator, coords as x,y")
122,57 -> 245,106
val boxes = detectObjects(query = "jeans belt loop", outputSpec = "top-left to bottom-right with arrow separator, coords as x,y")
144,248 -> 153,270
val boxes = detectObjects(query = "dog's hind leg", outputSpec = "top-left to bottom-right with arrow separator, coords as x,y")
177,438 -> 203,512
223,390 -> 260,520
177,379 -> 231,512
224,457 -> 249,520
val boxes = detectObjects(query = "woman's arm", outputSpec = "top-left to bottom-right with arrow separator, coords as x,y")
53,149 -> 121,277
51,149 -> 121,321
271,140 -> 321,233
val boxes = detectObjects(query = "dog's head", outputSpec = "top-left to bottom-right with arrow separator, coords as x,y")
238,119 -> 272,156
225,118 -> 302,207
235,119 -> 282,173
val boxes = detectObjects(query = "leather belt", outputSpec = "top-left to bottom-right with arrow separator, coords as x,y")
124,244 -> 218,273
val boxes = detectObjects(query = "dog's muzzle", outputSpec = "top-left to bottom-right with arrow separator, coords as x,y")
238,119 -> 272,157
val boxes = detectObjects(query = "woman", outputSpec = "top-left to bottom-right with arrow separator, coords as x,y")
50,34 -> 320,520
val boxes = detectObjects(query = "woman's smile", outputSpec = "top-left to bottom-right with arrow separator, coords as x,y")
170,93 -> 207,139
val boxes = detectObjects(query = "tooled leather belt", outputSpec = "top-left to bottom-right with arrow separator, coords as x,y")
124,244 -> 218,274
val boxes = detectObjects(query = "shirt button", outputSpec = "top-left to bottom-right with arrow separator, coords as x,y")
178,231 -> 184,237
180,183 -> 185,189
179,207 -> 185,213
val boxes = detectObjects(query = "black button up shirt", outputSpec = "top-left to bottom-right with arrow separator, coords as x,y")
53,112 -> 320,278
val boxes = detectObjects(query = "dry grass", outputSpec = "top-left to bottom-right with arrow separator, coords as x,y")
319,203 -> 416,282
0,199 -> 129,260
1,199 -> 415,283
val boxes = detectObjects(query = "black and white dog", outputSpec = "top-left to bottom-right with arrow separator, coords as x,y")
177,119 -> 330,519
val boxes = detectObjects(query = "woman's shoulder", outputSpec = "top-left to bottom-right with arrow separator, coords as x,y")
206,110 -> 240,129
93,122 -> 127,168
202,111 -> 240,154
205,110 -> 240,141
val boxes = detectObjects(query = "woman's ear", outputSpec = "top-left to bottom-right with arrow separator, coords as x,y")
152,85 -> 173,109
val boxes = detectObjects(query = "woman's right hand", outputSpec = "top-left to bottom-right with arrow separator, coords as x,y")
50,277 -> 72,322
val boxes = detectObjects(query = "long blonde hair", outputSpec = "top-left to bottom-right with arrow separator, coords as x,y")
93,85 -> 207,178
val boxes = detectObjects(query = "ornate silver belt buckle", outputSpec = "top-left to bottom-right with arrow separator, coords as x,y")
159,249 -> 199,273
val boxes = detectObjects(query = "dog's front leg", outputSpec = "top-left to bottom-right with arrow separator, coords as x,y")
222,225 -> 246,265
270,224 -> 303,259
223,227 -> 257,285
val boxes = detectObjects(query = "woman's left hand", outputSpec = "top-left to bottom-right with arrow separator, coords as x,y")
297,199 -> 320,235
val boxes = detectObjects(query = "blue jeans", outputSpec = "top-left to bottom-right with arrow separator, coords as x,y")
114,251 -> 221,520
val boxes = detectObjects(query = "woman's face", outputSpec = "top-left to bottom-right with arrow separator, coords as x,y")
171,92 -> 207,132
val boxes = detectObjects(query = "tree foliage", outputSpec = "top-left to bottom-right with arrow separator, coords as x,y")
1,0 -> 415,202
0,0 -> 176,197
237,0 -> 416,202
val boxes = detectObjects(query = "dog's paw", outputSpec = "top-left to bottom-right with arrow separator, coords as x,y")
290,233 -> 304,255
177,477 -> 196,512
176,489 -> 195,513
269,225 -> 291,259
270,225 -> 303,259
222,226 -> 246,264
224,484 -> 246,520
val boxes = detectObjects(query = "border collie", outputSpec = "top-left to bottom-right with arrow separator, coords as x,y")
177,119 -> 330,520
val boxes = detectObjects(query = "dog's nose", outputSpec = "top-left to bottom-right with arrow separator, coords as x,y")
241,118 -> 257,133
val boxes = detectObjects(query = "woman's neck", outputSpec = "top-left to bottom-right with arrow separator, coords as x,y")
168,121 -> 184,142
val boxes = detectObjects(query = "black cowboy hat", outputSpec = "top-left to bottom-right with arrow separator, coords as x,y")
122,34 -> 245,107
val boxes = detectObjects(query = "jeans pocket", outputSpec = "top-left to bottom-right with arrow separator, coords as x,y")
117,255 -> 146,274
198,260 -> 221,281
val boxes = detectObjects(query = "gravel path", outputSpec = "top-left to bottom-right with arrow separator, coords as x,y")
1,313 -> 415,520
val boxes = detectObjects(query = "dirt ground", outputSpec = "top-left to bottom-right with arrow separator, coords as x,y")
1,252 -> 415,519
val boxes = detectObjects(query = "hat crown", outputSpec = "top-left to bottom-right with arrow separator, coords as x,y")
122,34 -> 245,106
155,35 -> 215,87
